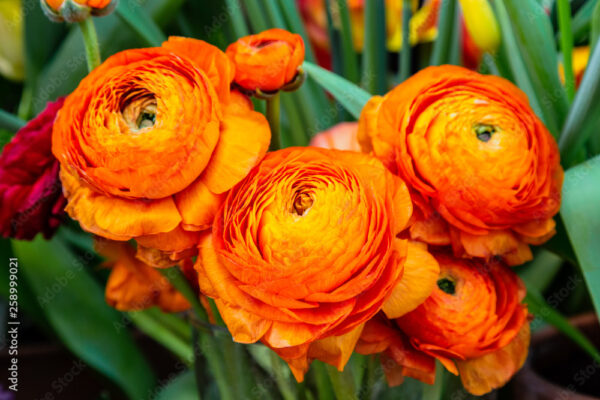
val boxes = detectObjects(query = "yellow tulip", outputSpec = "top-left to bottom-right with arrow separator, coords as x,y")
458,0 -> 500,54
0,0 -> 24,81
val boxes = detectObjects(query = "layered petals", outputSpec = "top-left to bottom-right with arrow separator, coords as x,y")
102,241 -> 190,312
0,98 -> 66,240
358,253 -> 529,395
53,37 -> 270,264
358,65 -> 563,265
226,28 -> 305,92
195,147 -> 435,379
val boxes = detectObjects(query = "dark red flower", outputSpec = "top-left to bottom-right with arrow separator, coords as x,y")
0,98 -> 66,240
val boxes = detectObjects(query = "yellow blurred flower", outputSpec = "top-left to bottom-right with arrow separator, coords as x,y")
458,0 -> 500,54
559,46 -> 590,89
0,0 -> 24,81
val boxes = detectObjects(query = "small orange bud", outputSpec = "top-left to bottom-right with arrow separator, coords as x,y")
41,0 -> 117,23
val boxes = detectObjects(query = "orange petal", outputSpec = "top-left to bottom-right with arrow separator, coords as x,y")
202,109 -> 270,194
60,166 -> 181,241
174,177 -> 225,231
162,36 -> 235,103
456,323 -> 530,396
409,213 -> 451,245
382,241 -> 439,318
136,224 -> 202,253
513,218 -> 556,245
216,299 -> 272,343
308,323 -> 365,370
458,229 -> 533,265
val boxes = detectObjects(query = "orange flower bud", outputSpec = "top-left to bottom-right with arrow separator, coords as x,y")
195,147 -> 439,380
309,122 -> 360,151
101,241 -> 190,312
53,37 -> 270,266
358,65 -> 563,265
41,0 -> 116,22
226,28 -> 305,92
358,253 -> 530,395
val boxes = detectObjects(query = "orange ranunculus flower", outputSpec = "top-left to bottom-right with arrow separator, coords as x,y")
100,240 -> 190,312
358,253 -> 530,395
195,147 -> 439,379
226,28 -> 305,92
42,0 -> 116,22
53,37 -> 270,267
358,65 -> 563,266
309,122 -> 360,151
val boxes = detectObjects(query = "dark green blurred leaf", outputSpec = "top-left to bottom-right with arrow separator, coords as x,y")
154,370 -> 199,400
557,0 -> 575,102
525,290 -> 600,363
362,0 -> 387,94
503,0 -> 569,137
12,236 -> 156,399
430,0 -> 457,66
22,0 -> 67,118
559,40 -> 600,166
516,250 -> 563,293
569,0 -> 599,45
561,154 -> 600,322
493,0 -> 544,117
116,0 -> 167,46
0,109 -> 25,132
304,61 -> 371,119
593,0 -> 600,48
0,239 -> 50,331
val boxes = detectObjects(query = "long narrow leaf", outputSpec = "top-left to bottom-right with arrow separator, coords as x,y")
525,290 -> 600,364
430,0 -> 457,66
304,61 -> 372,119
593,0 -> 600,49
0,109 -> 25,132
362,0 -> 387,94
116,0 -> 167,47
503,0 -> 568,137
561,154 -> 600,320
12,237 -> 156,399
559,39 -> 600,166
557,0 -> 575,102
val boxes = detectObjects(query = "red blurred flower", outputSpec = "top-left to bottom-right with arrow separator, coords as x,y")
0,98 -> 66,240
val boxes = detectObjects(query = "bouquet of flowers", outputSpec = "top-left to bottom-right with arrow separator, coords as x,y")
1,0 -> 599,398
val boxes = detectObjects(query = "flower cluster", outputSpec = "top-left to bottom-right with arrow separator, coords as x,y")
0,25 -> 564,396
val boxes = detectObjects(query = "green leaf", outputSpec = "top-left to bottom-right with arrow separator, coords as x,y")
561,154 -> 600,320
333,0 -> 360,84
362,0 -> 387,94
304,61 -> 371,119
503,0 -> 569,137
525,290 -> 600,364
0,109 -> 25,132
559,39 -> 600,167
398,0 -> 412,82
12,237 -> 156,399
154,370 -> 199,400
593,0 -> 600,49
128,308 -> 193,363
430,0 -> 457,66
116,0 -> 167,47
557,0 -> 575,102
516,250 -> 563,293
493,0 -> 544,118
570,0 -> 599,45
22,0 -> 67,118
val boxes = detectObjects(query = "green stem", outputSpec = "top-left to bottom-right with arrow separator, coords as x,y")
0,109 -> 26,133
78,18 -> 101,72
326,364 -> 356,400
399,0 -> 412,82
557,0 -> 575,102
128,310 -> 193,364
159,267 -> 209,324
266,92 -> 281,151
